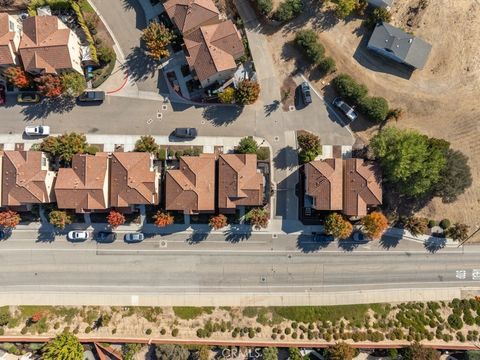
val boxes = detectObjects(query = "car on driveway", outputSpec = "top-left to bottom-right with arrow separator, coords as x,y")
173,128 -> 197,139
0,84 -> 5,106
124,233 -> 145,243
67,231 -> 89,241
332,97 -> 358,123
24,125 -> 50,136
78,91 -> 105,103
17,92 -> 40,103
95,231 -> 116,243
301,82 -> 312,105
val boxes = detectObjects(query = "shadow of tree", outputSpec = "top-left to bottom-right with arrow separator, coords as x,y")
186,229 -> 210,244
123,45 -> 161,83
264,100 -> 280,117
379,234 -> 401,250
21,97 -> 76,121
202,105 -> 244,126
424,237 -> 447,253
36,230 -> 56,243
224,224 -> 252,243
273,146 -> 298,170
296,234 -> 330,253
337,239 -> 364,252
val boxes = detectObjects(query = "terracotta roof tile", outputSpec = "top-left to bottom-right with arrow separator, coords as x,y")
1,151 -> 55,206
164,0 -> 219,34
110,152 -> 159,207
19,16 -> 74,73
165,154 -> 215,214
218,154 -> 263,212
0,13 -> 16,65
304,159 -> 343,211
343,158 -> 382,217
54,154 -> 109,212
184,20 -> 244,83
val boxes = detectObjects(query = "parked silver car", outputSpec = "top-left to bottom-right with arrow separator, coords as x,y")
332,97 -> 358,123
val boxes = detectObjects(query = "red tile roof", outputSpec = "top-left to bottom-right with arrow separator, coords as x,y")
110,152 -> 159,207
184,20 -> 244,83
304,159 -> 343,211
218,154 -> 263,212
165,154 -> 215,214
0,13 -> 16,65
164,0 -> 220,34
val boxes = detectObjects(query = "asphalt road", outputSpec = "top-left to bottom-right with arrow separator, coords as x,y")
0,233 -> 478,295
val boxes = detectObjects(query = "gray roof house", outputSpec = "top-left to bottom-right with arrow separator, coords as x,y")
367,0 -> 393,7
367,22 -> 432,70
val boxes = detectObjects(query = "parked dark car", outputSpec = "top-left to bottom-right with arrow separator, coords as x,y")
95,231 -> 116,243
0,84 -> 6,106
332,97 -> 358,123
78,91 -> 105,103
174,127 -> 198,139
124,233 -> 145,243
17,92 -> 40,103
301,81 -> 312,105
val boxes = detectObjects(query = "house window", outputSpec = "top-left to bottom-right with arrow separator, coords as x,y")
41,156 -> 47,168
9,21 -> 15,32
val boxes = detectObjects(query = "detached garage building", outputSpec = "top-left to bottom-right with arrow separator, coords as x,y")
367,22 -> 432,70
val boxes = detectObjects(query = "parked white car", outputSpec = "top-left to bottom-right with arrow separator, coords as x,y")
67,231 -> 89,241
24,125 -> 50,136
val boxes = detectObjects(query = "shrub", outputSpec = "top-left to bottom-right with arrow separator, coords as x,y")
257,0 -> 273,14
325,213 -> 353,240
237,136 -> 258,154
218,87 -> 236,104
446,223 -> 469,241
295,30 -> 325,65
358,96 -> 389,122
405,217 -> 429,236
160,328 -> 166,335
85,326 -> 92,333
428,220 -> 437,228
332,74 -> 368,103
439,219 -> 451,230
318,57 -> 336,74
3,67 -> 31,88
171,328 -> 179,337
153,211 -> 174,227
447,314 -> 463,330
209,214 -> 228,230
134,135 -> 159,153
274,0 -> 302,22
97,46 -> 115,64
367,7 -> 391,28
245,207 -> 269,229
0,210 -> 21,229
256,147 -> 270,161
297,132 -> 321,164
146,328 -> 152,335
361,211 -> 389,240
236,79 -> 260,105
60,72 -> 86,97
49,210 -> 72,230
107,210 -> 125,229
21,327 -> 28,335
285,327 -> 291,335
331,0 -> 357,18
35,74 -> 63,97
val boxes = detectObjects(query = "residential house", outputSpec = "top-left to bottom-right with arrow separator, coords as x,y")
109,152 -> 160,210
304,158 -> 343,211
54,153 -> 109,213
218,154 -> 264,213
343,158 -> 382,217
367,0 -> 393,7
18,15 -> 83,75
304,158 -> 382,217
0,13 -> 21,68
164,0 -> 220,36
367,22 -> 432,70
1,151 -> 56,208
184,20 -> 245,87
165,154 -> 215,214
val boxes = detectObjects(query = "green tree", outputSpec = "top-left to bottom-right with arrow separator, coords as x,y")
297,132 -> 322,163
368,7 -> 391,27
274,0 -> 302,22
446,223 -> 469,241
332,74 -> 368,103
122,343 -> 143,360
358,96 -> 389,122
134,135 -> 159,153
325,213 -> 352,240
332,0 -> 358,18
288,348 -> 302,360
142,22 -> 175,59
319,56 -> 336,74
42,332 -> 83,360
49,210 -> 72,230
35,74 -> 63,97
262,347 -> 278,360
236,136 -> 258,154
256,0 -> 273,14
434,149 -> 472,203
325,342 -> 357,360
3,67 -> 31,88
218,87 -> 236,103
39,133 -> 88,163
245,207 -> 269,229
236,79 -> 260,105
60,72 -> 86,97
370,127 -> 447,197
295,29 -> 325,65
155,344 -> 189,360
403,342 -> 440,360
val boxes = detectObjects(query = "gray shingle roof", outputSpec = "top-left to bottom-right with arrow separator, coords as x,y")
367,0 -> 394,7
367,22 -> 432,69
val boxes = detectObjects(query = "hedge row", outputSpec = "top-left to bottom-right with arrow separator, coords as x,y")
91,50 -> 116,88
295,29 -> 336,74
332,74 -> 389,122
71,1 -> 99,64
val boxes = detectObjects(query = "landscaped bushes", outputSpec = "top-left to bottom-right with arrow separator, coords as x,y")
256,0 -> 273,15
274,0 -> 302,22
295,29 -> 336,74
332,74 -> 390,122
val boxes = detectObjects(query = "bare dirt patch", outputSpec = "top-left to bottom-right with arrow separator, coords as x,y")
265,0 -> 480,227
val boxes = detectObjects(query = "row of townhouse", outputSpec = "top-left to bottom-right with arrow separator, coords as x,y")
164,0 -> 245,87
0,151 -> 265,215
0,13 -> 83,74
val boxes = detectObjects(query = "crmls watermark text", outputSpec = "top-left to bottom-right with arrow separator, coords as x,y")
222,348 -> 262,358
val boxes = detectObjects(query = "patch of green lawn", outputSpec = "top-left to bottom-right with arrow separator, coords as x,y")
173,307 -> 214,320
